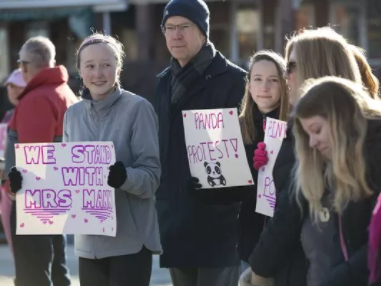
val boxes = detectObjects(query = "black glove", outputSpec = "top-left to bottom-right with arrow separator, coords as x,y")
187,177 -> 202,190
186,176 -> 227,205
8,167 -> 22,194
187,176 -> 252,205
107,161 -> 127,189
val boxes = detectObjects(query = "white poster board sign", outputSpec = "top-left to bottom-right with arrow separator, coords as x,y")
182,108 -> 254,188
0,123 -> 8,159
15,141 -> 117,236
256,118 -> 287,217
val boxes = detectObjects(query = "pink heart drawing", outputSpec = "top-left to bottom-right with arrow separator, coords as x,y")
229,110 -> 233,115
248,180 -> 253,184
36,177 -> 41,181
258,194 -> 262,199
262,167 -> 265,172
15,144 -> 19,149
20,223 -> 25,227
43,221 -> 47,224
183,113 -> 187,118
61,143 -> 66,147
235,154 -> 239,158
84,218 -> 88,223
53,167 -> 59,171
71,214 -> 76,218
22,169 -> 27,173
270,150 -> 274,154
75,190 -> 80,194
49,220 -> 54,225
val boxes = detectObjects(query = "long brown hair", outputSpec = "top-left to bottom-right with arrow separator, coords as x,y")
293,76 -> 381,222
350,44 -> 380,98
285,27 -> 362,99
239,50 -> 289,145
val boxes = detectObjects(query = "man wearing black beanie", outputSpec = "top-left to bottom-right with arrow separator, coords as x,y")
155,0 -> 247,285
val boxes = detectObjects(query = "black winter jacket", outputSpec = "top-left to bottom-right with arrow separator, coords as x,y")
238,105 -> 280,262
155,51 -> 247,268
249,122 -> 307,286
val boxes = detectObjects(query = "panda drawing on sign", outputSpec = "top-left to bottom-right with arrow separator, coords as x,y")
204,161 -> 226,187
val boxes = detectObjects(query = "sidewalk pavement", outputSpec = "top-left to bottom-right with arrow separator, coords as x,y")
0,243 -> 172,286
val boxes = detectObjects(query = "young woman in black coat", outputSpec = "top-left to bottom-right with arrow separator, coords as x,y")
237,50 -> 288,269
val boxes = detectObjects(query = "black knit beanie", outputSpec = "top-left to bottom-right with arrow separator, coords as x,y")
161,0 -> 210,38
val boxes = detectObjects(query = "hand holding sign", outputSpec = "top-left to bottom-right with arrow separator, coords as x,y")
253,142 -> 268,170
8,167 -> 22,193
108,161 -> 127,188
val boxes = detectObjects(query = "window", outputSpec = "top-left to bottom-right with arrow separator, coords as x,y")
26,21 -> 49,39
236,8 -> 260,60
367,0 -> 381,60
0,28 -> 9,81
329,1 -> 365,47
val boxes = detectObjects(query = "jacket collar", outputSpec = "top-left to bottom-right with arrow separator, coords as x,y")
18,65 -> 69,100
81,86 -> 122,116
157,51 -> 229,80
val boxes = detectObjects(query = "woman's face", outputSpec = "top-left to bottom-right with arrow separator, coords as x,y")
284,49 -> 299,105
79,43 -> 120,101
249,60 -> 281,114
6,84 -> 24,106
299,115 -> 332,158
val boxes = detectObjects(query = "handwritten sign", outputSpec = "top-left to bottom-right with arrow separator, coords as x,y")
15,142 -> 117,236
256,118 -> 287,217
183,108 -> 253,188
0,123 -> 8,159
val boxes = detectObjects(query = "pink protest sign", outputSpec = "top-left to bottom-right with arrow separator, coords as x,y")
182,108 -> 253,188
0,123 -> 8,159
15,142 -> 117,236
256,117 -> 287,217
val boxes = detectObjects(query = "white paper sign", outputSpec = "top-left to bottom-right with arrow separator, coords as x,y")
256,118 -> 287,217
15,141 -> 117,236
182,108 -> 254,188
0,123 -> 8,159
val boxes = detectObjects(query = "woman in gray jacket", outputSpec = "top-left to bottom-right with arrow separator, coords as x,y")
8,33 -> 161,285
68,33 -> 162,286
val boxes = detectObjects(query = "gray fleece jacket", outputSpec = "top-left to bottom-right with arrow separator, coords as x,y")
63,87 -> 162,259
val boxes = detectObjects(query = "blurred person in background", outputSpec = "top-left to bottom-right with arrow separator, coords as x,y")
0,69 -> 26,258
5,36 -> 77,286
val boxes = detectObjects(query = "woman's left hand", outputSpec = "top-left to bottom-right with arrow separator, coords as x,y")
107,161 -> 127,188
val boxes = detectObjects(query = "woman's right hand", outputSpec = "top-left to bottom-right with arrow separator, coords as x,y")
253,142 -> 268,170
7,167 -> 22,194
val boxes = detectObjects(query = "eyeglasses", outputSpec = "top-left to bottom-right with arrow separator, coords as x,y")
17,59 -> 30,67
161,23 -> 194,35
286,61 -> 297,74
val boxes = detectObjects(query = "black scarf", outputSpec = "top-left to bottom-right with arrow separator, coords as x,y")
170,41 -> 216,105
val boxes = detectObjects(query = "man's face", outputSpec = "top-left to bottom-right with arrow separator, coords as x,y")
163,16 -> 206,67
18,48 -> 33,84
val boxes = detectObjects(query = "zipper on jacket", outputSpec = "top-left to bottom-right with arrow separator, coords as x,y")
262,115 -> 266,132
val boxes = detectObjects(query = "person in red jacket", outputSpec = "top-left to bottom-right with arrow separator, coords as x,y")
0,69 -> 26,259
5,36 -> 78,286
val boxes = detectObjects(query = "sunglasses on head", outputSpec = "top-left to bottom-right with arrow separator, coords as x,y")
286,61 -> 297,74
